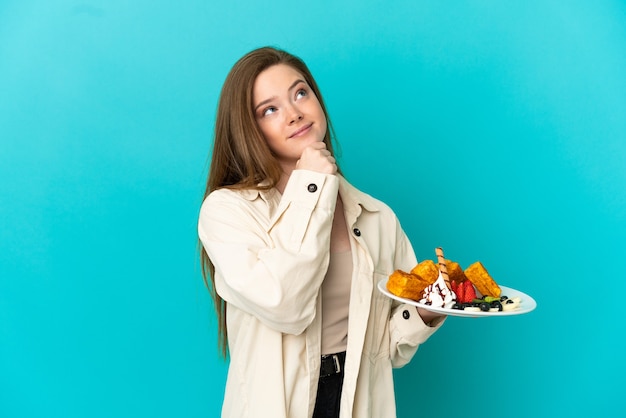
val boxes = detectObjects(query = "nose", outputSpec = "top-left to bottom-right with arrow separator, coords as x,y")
287,104 -> 303,125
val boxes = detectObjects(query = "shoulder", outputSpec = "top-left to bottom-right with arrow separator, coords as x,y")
202,187 -> 262,205
199,187 -> 265,218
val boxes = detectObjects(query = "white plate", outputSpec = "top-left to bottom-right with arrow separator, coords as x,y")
377,279 -> 537,318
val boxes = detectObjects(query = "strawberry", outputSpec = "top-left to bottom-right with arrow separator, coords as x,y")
462,280 -> 477,303
452,280 -> 464,302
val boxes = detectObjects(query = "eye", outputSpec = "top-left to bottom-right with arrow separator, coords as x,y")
262,106 -> 278,117
295,88 -> 308,99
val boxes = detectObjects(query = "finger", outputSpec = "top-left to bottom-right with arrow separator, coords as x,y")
308,141 -> 327,150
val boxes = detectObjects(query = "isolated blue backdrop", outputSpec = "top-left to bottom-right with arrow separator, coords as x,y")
1,1 -> 625,417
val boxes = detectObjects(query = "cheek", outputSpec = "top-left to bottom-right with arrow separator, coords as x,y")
259,126 -> 287,156
318,113 -> 328,139
314,102 -> 328,135
257,120 -> 280,142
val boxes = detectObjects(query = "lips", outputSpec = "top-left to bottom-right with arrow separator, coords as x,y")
288,123 -> 313,138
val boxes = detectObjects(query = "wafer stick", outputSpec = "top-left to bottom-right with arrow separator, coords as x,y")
435,247 -> 451,289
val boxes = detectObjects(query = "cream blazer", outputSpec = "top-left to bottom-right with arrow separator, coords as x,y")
198,170 -> 443,418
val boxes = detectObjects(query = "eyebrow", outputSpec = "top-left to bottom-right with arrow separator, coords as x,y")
254,79 -> 307,112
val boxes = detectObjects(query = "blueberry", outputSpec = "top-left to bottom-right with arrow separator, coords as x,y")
479,302 -> 490,311
491,301 -> 503,311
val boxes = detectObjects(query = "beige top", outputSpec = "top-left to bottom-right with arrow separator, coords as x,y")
321,250 -> 353,355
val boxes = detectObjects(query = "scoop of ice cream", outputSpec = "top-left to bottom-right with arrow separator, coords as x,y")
419,272 -> 456,308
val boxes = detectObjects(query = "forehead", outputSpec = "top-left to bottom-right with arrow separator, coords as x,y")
253,64 -> 306,100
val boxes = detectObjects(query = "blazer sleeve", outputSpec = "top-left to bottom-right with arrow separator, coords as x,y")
198,170 -> 339,335
387,217 -> 446,368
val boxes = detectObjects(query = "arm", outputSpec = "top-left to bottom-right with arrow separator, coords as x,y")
387,218 -> 446,367
198,170 -> 339,335
417,307 -> 446,325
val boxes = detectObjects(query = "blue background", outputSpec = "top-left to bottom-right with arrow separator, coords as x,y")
1,1 -> 625,417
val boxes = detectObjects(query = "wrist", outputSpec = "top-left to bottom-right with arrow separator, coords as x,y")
416,307 -> 443,326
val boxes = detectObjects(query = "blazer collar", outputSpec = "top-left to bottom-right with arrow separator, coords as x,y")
338,175 -> 381,220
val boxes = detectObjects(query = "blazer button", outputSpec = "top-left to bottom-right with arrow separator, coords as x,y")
402,309 -> 410,319
353,228 -> 361,237
307,183 -> 318,193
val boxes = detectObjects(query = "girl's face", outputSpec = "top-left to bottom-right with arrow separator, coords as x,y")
253,64 -> 327,169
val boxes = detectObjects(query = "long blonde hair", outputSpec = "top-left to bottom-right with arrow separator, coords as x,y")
200,46 -> 339,357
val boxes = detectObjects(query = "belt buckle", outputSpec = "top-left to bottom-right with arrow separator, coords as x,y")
330,353 -> 341,374
321,353 -> 341,377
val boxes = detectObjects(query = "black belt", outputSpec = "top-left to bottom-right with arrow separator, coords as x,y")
319,351 -> 346,378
